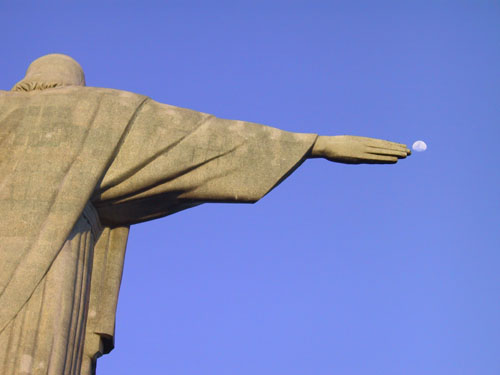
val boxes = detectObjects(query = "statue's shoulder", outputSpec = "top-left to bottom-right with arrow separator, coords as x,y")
47,86 -> 149,105
41,86 -> 146,98
0,87 -> 148,112
0,89 -> 23,106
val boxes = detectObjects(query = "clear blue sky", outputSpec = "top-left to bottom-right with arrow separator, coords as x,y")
1,2 -> 499,374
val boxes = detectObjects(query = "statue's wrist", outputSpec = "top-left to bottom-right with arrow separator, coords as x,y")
310,136 -> 327,158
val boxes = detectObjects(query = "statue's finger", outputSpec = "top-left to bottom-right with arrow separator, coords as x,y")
364,138 -> 408,150
361,154 -> 398,164
366,147 -> 408,158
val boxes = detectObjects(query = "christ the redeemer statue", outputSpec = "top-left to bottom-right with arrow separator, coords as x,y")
0,54 -> 410,375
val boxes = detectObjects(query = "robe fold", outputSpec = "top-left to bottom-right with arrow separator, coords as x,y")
0,86 -> 316,374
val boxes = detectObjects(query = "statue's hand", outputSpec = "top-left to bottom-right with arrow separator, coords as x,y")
310,135 -> 411,164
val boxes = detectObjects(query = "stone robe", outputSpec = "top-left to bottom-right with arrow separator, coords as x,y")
0,86 -> 316,374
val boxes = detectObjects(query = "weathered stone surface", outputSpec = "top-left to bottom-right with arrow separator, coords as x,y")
0,54 -> 409,374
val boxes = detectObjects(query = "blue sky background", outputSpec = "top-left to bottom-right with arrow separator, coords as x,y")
1,2 -> 499,374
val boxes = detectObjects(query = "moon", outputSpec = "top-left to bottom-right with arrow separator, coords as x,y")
412,140 -> 427,152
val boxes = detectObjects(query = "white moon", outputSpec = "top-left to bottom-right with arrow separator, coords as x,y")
412,140 -> 427,152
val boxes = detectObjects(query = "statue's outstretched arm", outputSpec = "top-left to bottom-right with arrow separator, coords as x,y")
309,135 -> 411,164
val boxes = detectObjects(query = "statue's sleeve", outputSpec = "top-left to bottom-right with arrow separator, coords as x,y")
94,99 -> 317,226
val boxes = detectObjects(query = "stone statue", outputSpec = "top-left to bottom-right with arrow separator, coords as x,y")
0,54 -> 410,374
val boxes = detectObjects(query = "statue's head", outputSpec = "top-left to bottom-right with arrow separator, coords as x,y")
12,54 -> 86,92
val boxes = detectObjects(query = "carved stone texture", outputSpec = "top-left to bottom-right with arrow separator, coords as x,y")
0,54 -> 409,375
